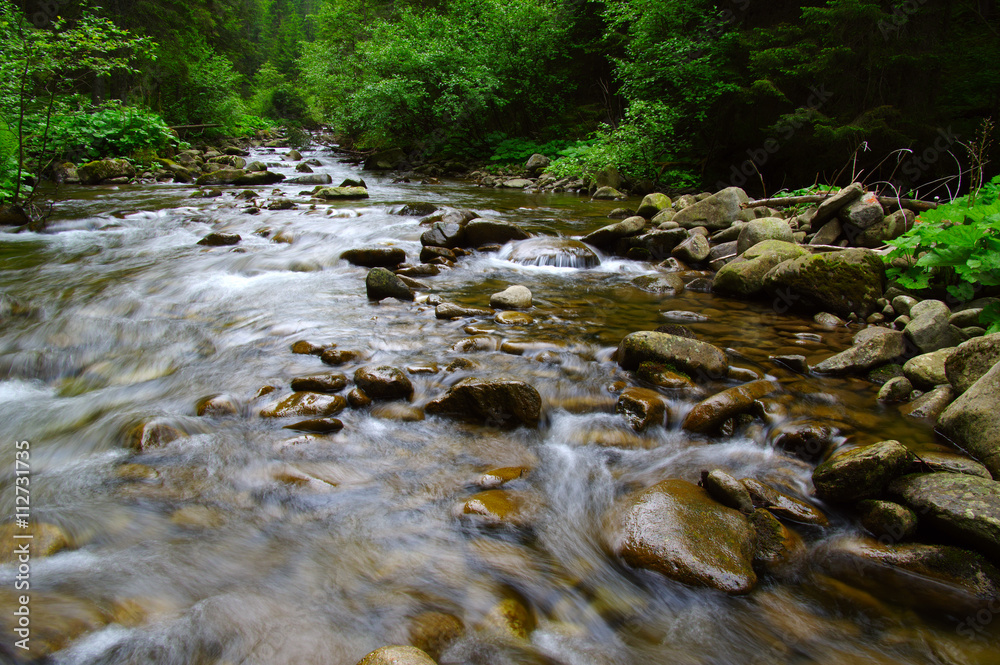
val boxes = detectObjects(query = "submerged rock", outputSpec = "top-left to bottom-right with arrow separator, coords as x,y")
356,646 -> 437,665
260,392 -> 347,418
617,331 -> 728,381
462,489 -> 535,528
608,479 -> 757,594
425,378 -> 541,428
490,285 -> 532,309
505,237 -> 600,268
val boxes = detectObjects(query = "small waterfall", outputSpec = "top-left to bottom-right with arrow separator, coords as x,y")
501,236 -> 601,268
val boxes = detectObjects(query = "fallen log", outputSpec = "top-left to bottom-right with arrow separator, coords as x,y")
743,195 -> 938,213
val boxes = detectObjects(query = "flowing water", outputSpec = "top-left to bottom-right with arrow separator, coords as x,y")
0,145 -> 996,664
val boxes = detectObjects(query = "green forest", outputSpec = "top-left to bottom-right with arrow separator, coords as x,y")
2,0 -> 999,203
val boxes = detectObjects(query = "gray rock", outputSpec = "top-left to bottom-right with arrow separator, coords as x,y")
809,219 -> 842,245
592,186 -> 625,200
903,348 -> 956,389
904,299 -> 962,353
636,192 -> 671,218
812,329 -> 905,375
812,440 -> 913,502
582,216 -> 646,249
763,248 -> 885,318
341,247 -> 406,268
856,500 -> 918,540
312,186 -> 369,199
464,219 -> 529,247
877,376 -> 913,402
672,187 -> 749,231
78,158 -> 136,185
425,378 -> 541,428
813,183 -> 864,225
937,360 -> 1000,476
525,153 -> 550,174
637,228 -> 689,258
631,273 -> 685,295
617,331 -> 728,381
890,473 -> 1000,559
854,208 -> 915,248
900,384 -> 954,420
501,178 -> 533,189
841,192 -> 884,230
435,302 -> 493,319
287,173 -> 333,185
736,218 -> 793,255
420,222 -> 465,249
366,267 -> 414,302
671,233 -> 710,263
945,333 -> 1000,394
490,285 -> 532,309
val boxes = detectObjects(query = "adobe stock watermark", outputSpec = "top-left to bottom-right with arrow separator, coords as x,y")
24,0 -> 69,28
878,0 -> 929,40
716,85 -> 834,191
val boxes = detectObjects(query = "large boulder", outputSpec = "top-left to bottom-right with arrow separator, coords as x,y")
490,285 -> 531,309
420,222 -> 465,249
581,216 -> 646,249
904,300 -> 962,354
78,158 -> 136,185
812,440 -> 913,502
890,473 -> 1000,559
425,378 -> 541,428
366,267 -> 414,302
463,219 -> 529,247
762,248 -> 885,318
736,218 -> 793,255
636,192 -> 672,218
945,333 -> 1000,394
853,209 -> 915,248
524,153 -> 550,174
592,186 -> 625,200
607,479 -> 757,594
617,331 -> 729,381
313,186 -> 369,199
937,360 -> 1000,476
671,234 -> 710,263
681,380 -> 780,434
672,187 -> 749,230
712,241 -> 808,297
811,328 -> 906,375
902,348 -> 955,390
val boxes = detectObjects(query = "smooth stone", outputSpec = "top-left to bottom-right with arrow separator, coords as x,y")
750,508 -> 804,571
435,302 -> 493,319
937,360 -> 1000,476
477,466 -> 530,489
877,376 -> 913,402
763,248 -> 885,318
856,499 -> 918,541
615,387 -> 667,431
495,311 -> 533,325
425,378 -> 541,428
909,451 -> 991,479
313,186 -> 368,199
354,366 -> 414,401
741,478 -> 830,526
811,330 -> 905,375
407,612 -> 463,662
945,332 -> 1000,394
672,187 -> 749,230
290,340 -> 329,355
736,217 -> 793,255
904,299 -> 962,353
462,489 -> 534,528
636,192 -> 671,218
341,247 -> 406,268
490,285 -> 532,309
128,420 -> 185,451
769,420 -> 837,461
617,331 -> 728,382
682,380 -> 779,434
260,392 -> 347,418
581,216 -> 645,248
463,219 -> 529,247
290,373 -> 347,393
631,273 -> 686,295
701,469 -> 754,513
812,182 -> 863,225
812,440 -> 913,503
321,349 -> 362,366
900,384 -> 954,420
356,646 -> 437,665
197,232 -> 241,246
506,236 -> 600,268
902,348 -> 955,389
195,394 -> 239,417
671,233 -> 710,263
283,417 -> 344,433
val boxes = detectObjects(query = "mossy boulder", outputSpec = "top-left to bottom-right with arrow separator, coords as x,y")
313,186 -> 369,199
78,158 -> 136,185
812,440 -> 913,503
762,248 -> 885,318
636,192 -> 672,218
366,267 -> 414,302
736,217 -> 793,255
712,241 -> 808,297
937,359 -> 1000,477
617,331 -> 728,381
672,187 -> 749,230
425,378 -> 541,428
195,169 -> 246,186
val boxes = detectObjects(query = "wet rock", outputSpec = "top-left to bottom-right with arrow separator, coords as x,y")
0,588 -> 109,659
283,417 -> 344,433
290,373 -> 347,393
128,419 -> 185,451
617,331 -> 728,381
701,469 -> 754,513
639,228 -> 689,258
287,173 -> 332,185
420,246 -> 457,263
671,233 -> 710,263
945,333 -> 1000,394
891,473 -> 1000,561
372,403 -> 425,421
78,158 -> 136,184
354,366 -> 413,401
635,362 -> 699,394
464,219 -> 529,247
910,450 -> 991,479
854,208 -> 915,248
421,222 -> 465,249
196,394 -> 239,416
682,380 -> 779,434
877,376 -> 913,402
265,198 -> 296,211
813,311 -> 847,327
900,384 -> 954,420
435,302 -> 493,319
592,186 -> 625,200
452,336 -> 497,353
313,186 -> 369,199
236,170 -> 286,186
818,537 -> 1000,616
762,248 -> 885,318
0,203 -> 31,226
348,387 -> 372,408
501,178 -> 533,189
462,489 -> 535,528
367,267 -> 415,302
856,500 -> 917,541
260,392 -> 347,418
495,311 -> 533,325
321,349 -> 362,366
477,466 -> 530,489
741,478 -> 829,526
630,273 -> 685,295
397,264 -> 441,278
408,612 -> 464,662
902,348 -> 954,389
812,183 -> 864,226
609,479 -> 757,594
637,192 -> 671,218
769,354 -> 809,373
770,421 -> 837,461
736,218 -> 793,255
812,440 -> 913,503
425,378 -> 541,428
490,285 -> 532,309
616,387 -> 667,431
937,360 -> 1000,476
672,187 -> 750,230
507,237 -> 600,268
341,247 -> 407,268
750,509 -> 804,570
0,522 -> 70,563
811,329 -> 905,375
197,232 -> 241,246
357,645 -> 437,665
478,596 -> 536,640
581,216 -> 645,248
712,241 -> 808,297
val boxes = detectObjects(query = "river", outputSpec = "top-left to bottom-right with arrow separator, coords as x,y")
0,143 -> 996,664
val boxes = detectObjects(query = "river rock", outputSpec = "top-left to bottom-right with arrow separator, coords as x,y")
854,208 -> 915,248
702,469 -> 754,513
608,479 -> 757,594
313,186 -> 369,199
366,267 -> 415,302
908,450 -> 991,479
435,302 -> 493,319
818,537 -> 1000,615
260,392 -> 347,418
750,508 -> 804,572
501,178 -> 533,189
712,241 -> 809,297
196,394 -> 239,416
736,218 -> 793,255
636,192 -> 671,218
421,222 -> 465,248
616,387 -> 667,431
420,246 -> 456,264
631,273 -> 685,295
671,233 -> 710,263
811,329 -> 905,375
283,417 -> 344,433
877,376 -> 913,402
78,158 -> 136,185
194,168 -> 246,186
937,360 -> 1000,476
357,646 -> 437,665
841,191 -> 884,230
425,378 -> 541,428
462,489 -> 534,528
495,311 -> 533,326
0,522 -> 70,563
945,333 -> 1000,394
0,203 -> 31,226
128,419 -> 185,451
904,300 -> 962,353
856,499 -> 917,540
741,478 -> 829,525
236,171 -> 285,186
617,331 -> 728,381
525,153 -> 550,174
321,349 -> 362,366
478,596 -> 536,640
681,380 -> 778,434
900,384 -> 954,420
812,183 -> 864,225
672,187 -> 749,230
902,348 -> 955,389
490,285 -> 531,309
762,248 -> 885,318
197,232 -> 241,246
507,237 -> 600,268
809,219 -> 842,245
592,186 -> 624,200
770,420 -> 837,461
581,216 -> 646,248
408,612 -> 463,661
354,366 -> 413,401
637,228 -> 689,258
287,173 -> 332,185
463,219 -> 529,247
812,440 -> 913,503
342,248 -> 406,268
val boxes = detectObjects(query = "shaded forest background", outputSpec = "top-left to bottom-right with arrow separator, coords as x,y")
2,0 -> 999,198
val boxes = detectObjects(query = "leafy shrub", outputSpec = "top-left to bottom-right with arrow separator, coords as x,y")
42,102 -> 176,163
225,114 -> 275,138
0,117 -> 17,202
885,175 -> 1000,333
487,136 -> 581,164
